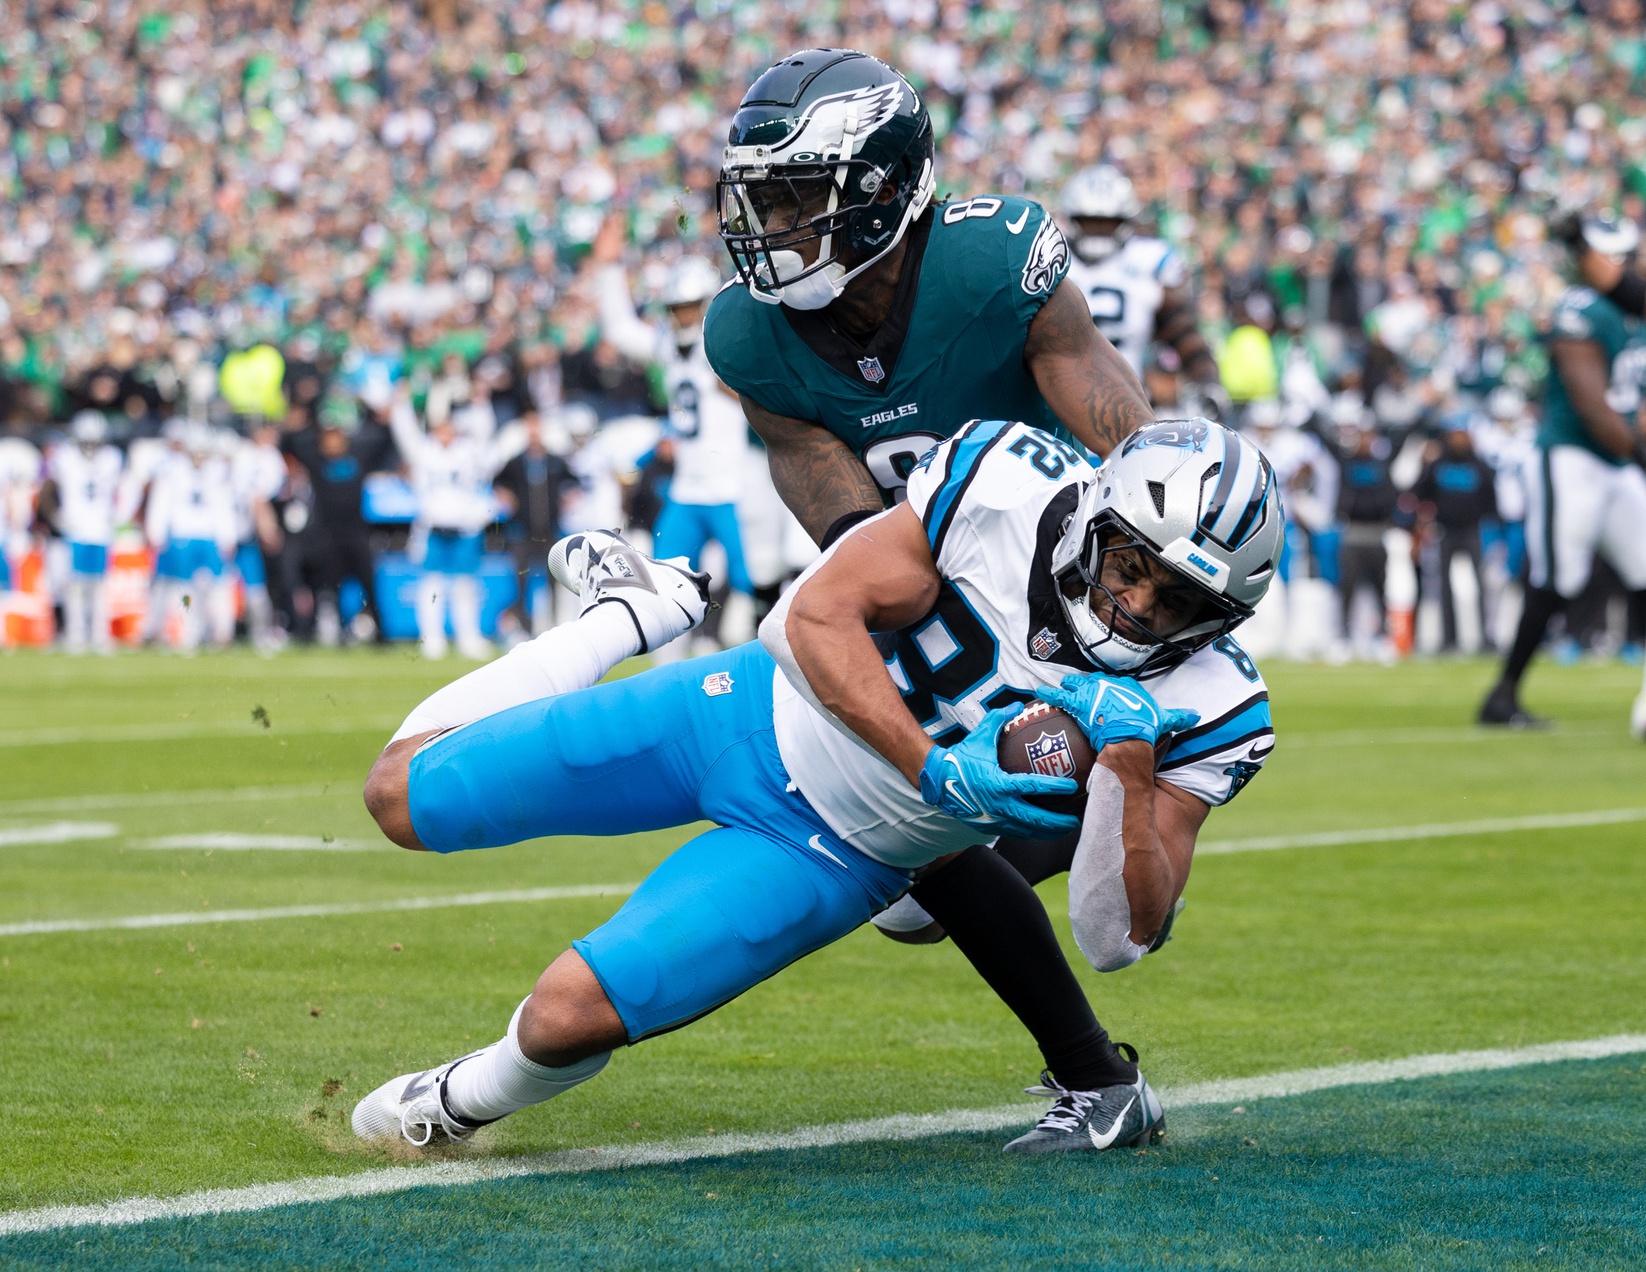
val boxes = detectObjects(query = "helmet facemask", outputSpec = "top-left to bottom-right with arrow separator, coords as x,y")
1071,216 -> 1133,265
1056,513 -> 1249,677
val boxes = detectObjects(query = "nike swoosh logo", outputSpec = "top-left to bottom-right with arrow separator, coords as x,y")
806,834 -> 848,869
1005,208 -> 1030,235
1087,1095 -> 1137,1149
942,779 -> 982,817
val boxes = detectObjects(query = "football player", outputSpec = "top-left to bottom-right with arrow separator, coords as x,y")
353,418 -> 1280,1154
1479,213 -> 1646,733
706,47 -> 1169,1122
594,237 -> 757,650
44,412 -> 124,654
1057,165 -> 1227,418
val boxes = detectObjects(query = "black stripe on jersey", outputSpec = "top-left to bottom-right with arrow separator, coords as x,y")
779,211 -> 934,392
1023,483 -> 1091,670
919,418 -> 980,540
1162,691 -> 1270,748
928,421 -> 1016,560
1157,726 -> 1274,773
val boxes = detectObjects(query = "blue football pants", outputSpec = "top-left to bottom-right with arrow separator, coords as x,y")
653,500 -> 752,594
406,642 -> 910,1041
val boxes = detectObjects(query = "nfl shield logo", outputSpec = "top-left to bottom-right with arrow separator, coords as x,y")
857,356 -> 885,383
1030,627 -> 1062,660
1025,729 -> 1076,779
702,672 -> 735,697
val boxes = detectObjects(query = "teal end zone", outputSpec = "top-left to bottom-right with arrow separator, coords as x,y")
8,1056 -> 1644,1270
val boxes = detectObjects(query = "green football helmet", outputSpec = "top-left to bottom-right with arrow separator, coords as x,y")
717,48 -> 935,310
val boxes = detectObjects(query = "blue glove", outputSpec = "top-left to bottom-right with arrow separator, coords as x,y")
1035,673 -> 1200,751
918,705 -> 1081,840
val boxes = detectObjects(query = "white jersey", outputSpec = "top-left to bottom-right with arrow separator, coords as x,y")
594,265 -> 747,506
146,453 -> 237,550
662,339 -> 748,507
390,401 -> 523,534
48,444 -> 124,546
1065,237 -> 1186,378
774,419 -> 1275,868
230,439 -> 285,543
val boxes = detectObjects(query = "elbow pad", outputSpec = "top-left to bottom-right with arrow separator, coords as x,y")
1067,766 -> 1150,973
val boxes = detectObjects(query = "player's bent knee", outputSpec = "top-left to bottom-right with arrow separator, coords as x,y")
518,950 -> 628,1068
364,736 -> 429,851
877,920 -> 948,944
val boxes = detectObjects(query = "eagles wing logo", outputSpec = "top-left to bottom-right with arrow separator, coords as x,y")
1020,217 -> 1070,297
772,82 -> 905,162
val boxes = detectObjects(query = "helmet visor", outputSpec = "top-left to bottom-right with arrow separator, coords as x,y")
718,167 -> 850,292
1062,517 -> 1245,673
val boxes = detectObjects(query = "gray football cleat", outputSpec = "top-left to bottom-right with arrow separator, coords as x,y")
351,1056 -> 496,1146
1003,1051 -> 1165,1154
547,529 -> 713,654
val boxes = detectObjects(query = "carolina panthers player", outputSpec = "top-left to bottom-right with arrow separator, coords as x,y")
1058,165 -> 1226,418
1479,213 -> 1646,733
707,47 -> 1169,1116
352,417 -> 1278,1154
595,235 -> 756,647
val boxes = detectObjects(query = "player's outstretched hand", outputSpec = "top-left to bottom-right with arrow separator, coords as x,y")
1036,673 -> 1199,751
919,706 -> 1081,840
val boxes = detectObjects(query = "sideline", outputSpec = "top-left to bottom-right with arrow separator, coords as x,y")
3,1034 -> 1642,1237
0,884 -> 638,937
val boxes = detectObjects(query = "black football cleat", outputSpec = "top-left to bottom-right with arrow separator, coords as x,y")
1003,1049 -> 1165,1154
1478,685 -> 1551,729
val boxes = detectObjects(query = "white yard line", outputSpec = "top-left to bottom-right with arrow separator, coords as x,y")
0,719 -> 401,748
133,834 -> 384,852
2,1033 -> 1641,1237
0,822 -> 119,847
0,785 -> 336,816
1199,806 -> 1646,855
0,884 -> 637,938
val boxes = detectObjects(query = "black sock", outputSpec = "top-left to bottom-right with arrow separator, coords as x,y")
1496,586 -> 1564,694
911,845 -> 1137,1090
752,583 -> 783,626
994,834 -> 1080,887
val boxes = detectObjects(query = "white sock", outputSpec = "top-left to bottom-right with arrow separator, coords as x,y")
451,575 -> 484,650
391,602 -> 642,740
444,998 -> 610,1123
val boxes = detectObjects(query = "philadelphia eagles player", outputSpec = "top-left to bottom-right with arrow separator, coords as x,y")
705,47 -> 1170,1125
354,418 -> 1280,1153
1479,212 -> 1646,734
1057,165 -> 1227,419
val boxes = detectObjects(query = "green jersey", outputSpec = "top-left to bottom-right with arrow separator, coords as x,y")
1541,285 -> 1646,465
704,195 -> 1074,502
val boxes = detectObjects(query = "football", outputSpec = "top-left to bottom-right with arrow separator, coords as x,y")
997,700 -> 1098,816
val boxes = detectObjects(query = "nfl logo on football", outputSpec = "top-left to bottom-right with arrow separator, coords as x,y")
702,671 -> 735,696
857,356 -> 885,383
1025,729 -> 1076,778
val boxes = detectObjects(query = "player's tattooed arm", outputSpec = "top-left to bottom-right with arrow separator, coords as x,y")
1550,338 -> 1640,461
1024,278 -> 1155,459
1155,284 -> 1221,385
739,394 -> 883,544
772,502 -> 941,785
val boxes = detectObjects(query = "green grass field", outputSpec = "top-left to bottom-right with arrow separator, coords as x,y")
1,647 -> 1643,1267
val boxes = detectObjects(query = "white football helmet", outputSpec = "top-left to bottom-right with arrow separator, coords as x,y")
1058,164 -> 1141,263
70,410 -> 107,448
661,255 -> 723,308
1050,419 -> 1282,677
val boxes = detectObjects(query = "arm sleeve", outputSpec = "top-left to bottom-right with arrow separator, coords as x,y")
594,265 -> 662,365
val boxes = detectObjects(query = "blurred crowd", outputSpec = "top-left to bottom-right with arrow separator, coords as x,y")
1,0 -> 1644,659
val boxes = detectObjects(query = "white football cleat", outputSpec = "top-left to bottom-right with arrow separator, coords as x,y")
1631,689 -> 1646,741
547,530 -> 713,654
351,1057 -> 495,1146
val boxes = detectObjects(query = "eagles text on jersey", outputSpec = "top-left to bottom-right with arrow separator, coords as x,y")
772,419 -> 1275,869
705,197 -> 1077,504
